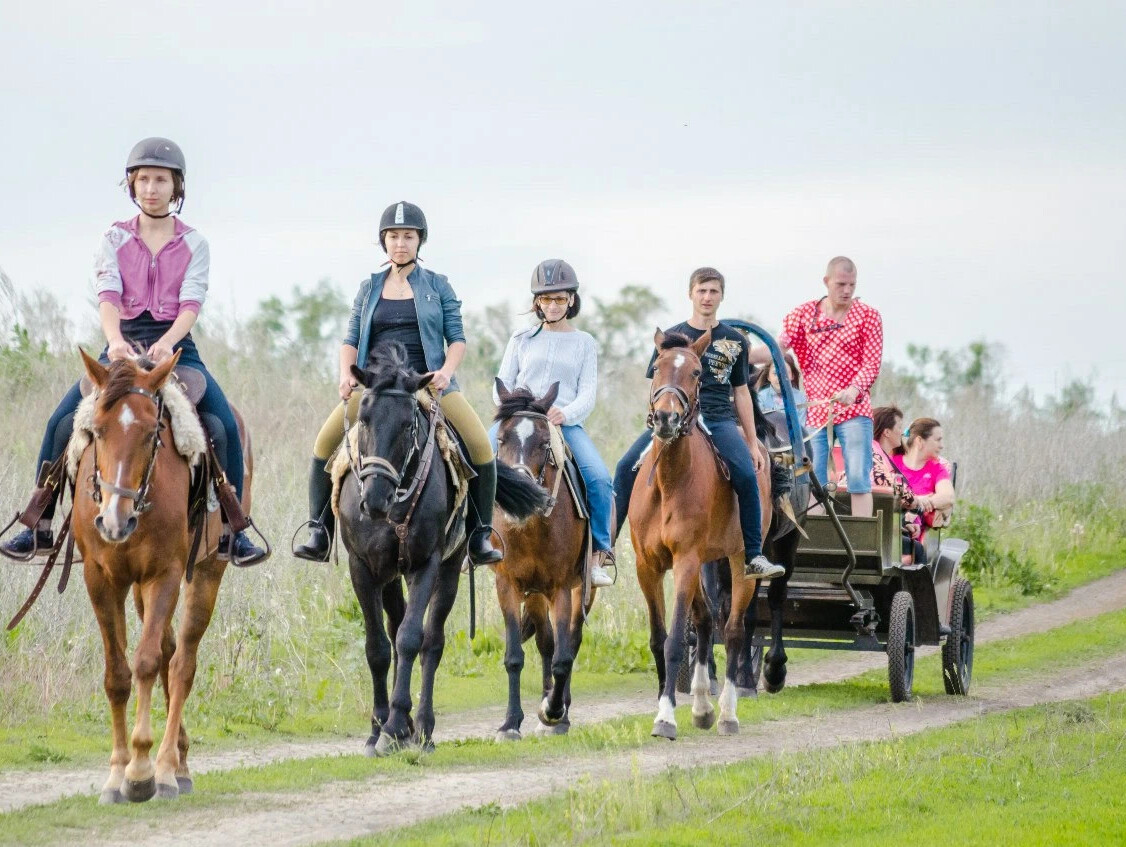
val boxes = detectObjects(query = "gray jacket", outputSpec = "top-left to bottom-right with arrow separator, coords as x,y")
343,266 -> 466,393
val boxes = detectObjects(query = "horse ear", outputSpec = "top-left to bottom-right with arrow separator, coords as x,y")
415,372 -> 435,392
80,347 -> 109,389
691,329 -> 713,359
494,377 -> 512,403
541,381 -> 560,410
143,349 -> 182,392
653,328 -> 665,348
350,364 -> 374,388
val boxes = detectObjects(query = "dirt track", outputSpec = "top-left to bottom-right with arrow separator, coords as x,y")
2,567 -> 1125,830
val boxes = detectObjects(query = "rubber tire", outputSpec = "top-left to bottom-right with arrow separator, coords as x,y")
887,590 -> 915,703
942,578 -> 974,695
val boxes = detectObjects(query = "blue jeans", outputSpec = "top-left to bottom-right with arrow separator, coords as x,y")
809,414 -> 873,494
488,422 -> 614,552
613,420 -> 763,559
34,317 -> 245,501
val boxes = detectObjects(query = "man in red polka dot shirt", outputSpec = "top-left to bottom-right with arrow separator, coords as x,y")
775,256 -> 883,517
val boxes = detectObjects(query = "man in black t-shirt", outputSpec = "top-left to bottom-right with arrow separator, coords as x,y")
613,268 -> 784,579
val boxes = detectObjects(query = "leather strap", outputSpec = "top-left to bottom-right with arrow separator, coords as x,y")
7,512 -> 72,631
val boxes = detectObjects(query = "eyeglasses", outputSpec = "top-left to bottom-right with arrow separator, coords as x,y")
537,295 -> 571,306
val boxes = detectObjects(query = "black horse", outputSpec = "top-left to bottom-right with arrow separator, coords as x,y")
339,342 -> 550,755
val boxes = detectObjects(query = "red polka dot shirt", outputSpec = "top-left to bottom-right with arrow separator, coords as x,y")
780,298 -> 883,429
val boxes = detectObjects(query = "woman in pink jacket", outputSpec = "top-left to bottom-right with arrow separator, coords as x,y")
1,138 -> 264,563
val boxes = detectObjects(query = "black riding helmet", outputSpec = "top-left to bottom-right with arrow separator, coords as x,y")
379,201 -> 428,252
124,137 -> 187,215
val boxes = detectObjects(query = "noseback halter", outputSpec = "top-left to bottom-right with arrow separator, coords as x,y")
90,386 -> 166,514
647,369 -> 701,442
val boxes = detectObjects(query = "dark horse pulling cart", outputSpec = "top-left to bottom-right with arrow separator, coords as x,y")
726,320 -> 975,703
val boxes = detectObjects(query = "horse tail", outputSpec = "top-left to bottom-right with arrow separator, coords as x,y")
495,460 -> 551,519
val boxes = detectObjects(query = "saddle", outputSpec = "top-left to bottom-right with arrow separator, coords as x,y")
80,365 -> 206,405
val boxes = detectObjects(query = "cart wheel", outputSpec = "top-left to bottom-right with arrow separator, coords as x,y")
887,590 -> 915,703
942,578 -> 974,695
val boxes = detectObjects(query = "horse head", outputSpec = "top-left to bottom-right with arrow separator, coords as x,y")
493,378 -> 559,483
648,328 -> 711,442
80,347 -> 180,543
349,341 -> 434,517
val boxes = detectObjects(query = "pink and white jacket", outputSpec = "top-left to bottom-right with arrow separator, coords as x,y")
92,216 -> 209,320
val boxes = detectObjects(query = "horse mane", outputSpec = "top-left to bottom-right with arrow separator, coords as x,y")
658,332 -> 694,351
366,341 -> 415,388
97,359 -> 142,412
494,387 -> 551,420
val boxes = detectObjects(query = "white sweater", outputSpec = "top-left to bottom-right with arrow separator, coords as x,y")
493,327 -> 599,426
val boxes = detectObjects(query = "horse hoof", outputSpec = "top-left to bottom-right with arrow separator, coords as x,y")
122,776 -> 156,803
735,686 -> 758,699
538,705 -> 568,727
155,781 -> 179,800
495,729 -> 522,742
717,719 -> 740,736
175,776 -> 193,795
652,720 -> 677,741
692,710 -> 717,730
764,678 -> 786,695
98,789 -> 125,805
534,720 -> 570,736
373,733 -> 399,757
412,735 -> 435,754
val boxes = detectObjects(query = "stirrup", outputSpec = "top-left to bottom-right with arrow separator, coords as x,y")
0,517 -> 55,563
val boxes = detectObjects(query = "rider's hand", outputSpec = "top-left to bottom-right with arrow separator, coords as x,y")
753,445 -> 768,475
428,368 -> 452,392
338,373 -> 357,400
106,339 -> 133,361
547,407 -> 566,426
835,385 -> 860,406
146,340 -> 174,363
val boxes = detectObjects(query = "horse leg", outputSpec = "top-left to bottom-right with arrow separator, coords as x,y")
538,586 -> 574,726
558,584 -> 588,730
653,558 -> 701,741
689,586 -> 716,730
86,565 -> 132,805
494,572 -> 526,741
414,561 -> 460,750
124,573 -> 180,802
525,594 -> 554,700
718,563 -> 754,735
155,557 -> 223,798
764,535 -> 797,693
377,555 -> 441,755
349,559 -> 393,757
156,612 -> 190,795
637,565 -> 667,697
382,578 -> 405,690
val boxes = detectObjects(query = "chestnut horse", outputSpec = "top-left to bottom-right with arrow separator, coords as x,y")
491,379 -> 597,740
630,329 -> 773,740
74,349 -> 251,803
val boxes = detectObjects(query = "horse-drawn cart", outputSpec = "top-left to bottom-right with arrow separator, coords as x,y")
727,320 -> 974,703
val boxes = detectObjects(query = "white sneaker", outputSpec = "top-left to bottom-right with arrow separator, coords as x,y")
744,555 -> 785,580
590,565 -> 614,587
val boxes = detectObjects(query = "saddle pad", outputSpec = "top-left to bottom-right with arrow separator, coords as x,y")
80,365 -> 206,406
67,377 -> 208,481
330,391 -> 471,521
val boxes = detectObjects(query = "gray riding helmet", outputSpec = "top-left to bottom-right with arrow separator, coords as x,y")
530,259 -> 578,295
125,137 -> 187,211
379,201 -> 428,251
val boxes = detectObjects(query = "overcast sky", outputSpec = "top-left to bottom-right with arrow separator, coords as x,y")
1,1 -> 1123,403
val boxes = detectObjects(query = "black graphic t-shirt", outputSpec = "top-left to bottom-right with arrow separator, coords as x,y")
646,321 -> 749,423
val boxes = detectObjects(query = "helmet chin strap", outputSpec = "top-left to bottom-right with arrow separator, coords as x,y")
132,196 -> 182,219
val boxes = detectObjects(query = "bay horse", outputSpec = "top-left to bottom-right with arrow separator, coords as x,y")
339,342 -> 550,755
74,349 -> 252,803
490,379 -> 597,740
630,329 -> 774,740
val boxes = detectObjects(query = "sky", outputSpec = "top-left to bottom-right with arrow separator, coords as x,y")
1,1 -> 1123,404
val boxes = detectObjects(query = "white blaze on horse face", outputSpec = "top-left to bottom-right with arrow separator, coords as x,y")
118,405 -> 136,430
102,461 -> 128,532
673,353 -> 686,370
514,417 -> 536,465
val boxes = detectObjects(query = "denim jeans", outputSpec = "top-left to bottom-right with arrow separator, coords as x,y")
613,421 -> 763,559
488,422 -> 614,552
809,414 -> 873,494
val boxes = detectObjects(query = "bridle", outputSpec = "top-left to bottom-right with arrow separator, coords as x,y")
502,410 -> 563,516
89,387 -> 166,517
646,378 -> 700,443
344,388 -> 440,567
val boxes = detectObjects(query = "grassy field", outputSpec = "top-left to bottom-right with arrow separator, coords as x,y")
1,602 -> 1124,845
362,690 -> 1126,846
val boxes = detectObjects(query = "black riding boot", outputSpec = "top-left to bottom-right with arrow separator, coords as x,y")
466,460 -> 502,565
294,457 -> 334,562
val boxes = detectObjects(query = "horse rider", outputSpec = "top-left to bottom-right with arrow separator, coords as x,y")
612,267 -> 784,580
0,138 -> 266,563
490,259 -> 616,587
292,201 -> 503,566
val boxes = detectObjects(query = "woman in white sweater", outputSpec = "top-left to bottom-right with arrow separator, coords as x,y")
491,260 -> 616,587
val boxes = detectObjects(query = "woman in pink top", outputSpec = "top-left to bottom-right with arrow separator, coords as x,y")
892,417 -> 956,553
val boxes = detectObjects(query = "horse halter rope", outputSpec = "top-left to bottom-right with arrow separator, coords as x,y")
90,387 -> 166,516
646,381 -> 700,442
344,389 -> 440,567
